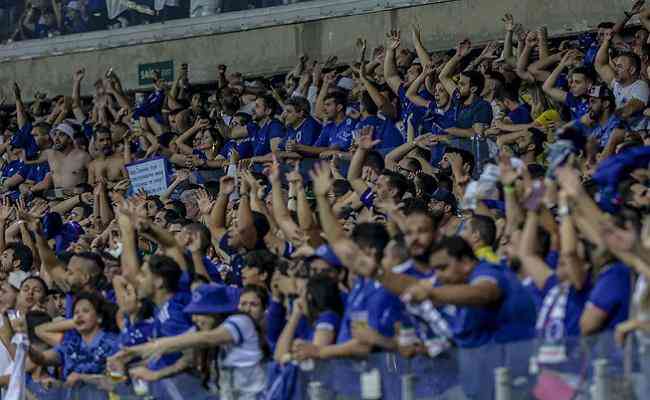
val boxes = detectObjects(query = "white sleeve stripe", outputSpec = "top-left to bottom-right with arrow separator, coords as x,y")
470,276 -> 498,286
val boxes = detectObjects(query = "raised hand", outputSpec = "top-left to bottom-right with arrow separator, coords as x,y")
502,13 -> 515,32
309,162 -> 333,197
358,126 -> 379,150
0,197 -> 13,222
411,23 -> 423,45
386,29 -> 401,50
73,67 -> 86,82
195,189 -> 214,216
414,133 -> 440,148
12,82 -> 21,100
219,176 -> 236,196
286,162 -> 303,187
499,153 -> 518,187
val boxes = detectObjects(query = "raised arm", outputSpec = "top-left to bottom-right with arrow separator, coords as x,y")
595,30 -> 616,86
208,176 -> 234,246
410,25 -> 432,66
406,64 -> 435,108
311,163 -> 345,243
383,30 -> 403,94
72,68 -> 87,123
516,32 -> 538,82
117,206 -> 140,286
13,82 -> 27,130
439,40 -> 471,96
558,191 -> 588,290
542,51 -> 578,103
347,128 -> 378,196
518,210 -> 552,290
270,162 -> 304,245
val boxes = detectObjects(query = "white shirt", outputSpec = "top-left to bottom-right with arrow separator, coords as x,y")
220,314 -> 263,368
611,79 -> 649,109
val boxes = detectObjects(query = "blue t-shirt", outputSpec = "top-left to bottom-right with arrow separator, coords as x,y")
451,262 -> 536,348
119,313 -> 156,348
296,311 -> 342,342
539,275 -> 591,338
19,162 -> 50,183
337,277 -> 402,344
148,292 -> 194,371
574,115 -> 623,148
507,104 -> 533,125
218,233 -> 246,287
452,90 -> 493,130
565,92 -> 590,120
221,137 -> 254,160
55,330 -> 119,379
314,117 -> 357,151
398,84 -> 433,136
247,118 -> 285,156
10,122 -> 39,160
422,99 -> 459,135
279,116 -> 321,150
588,262 -> 632,331
2,160 -> 24,179
355,115 -> 404,150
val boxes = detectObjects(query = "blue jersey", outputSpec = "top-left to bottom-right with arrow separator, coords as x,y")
119,313 -> 156,348
2,160 -> 24,179
337,277 -> 402,344
314,117 -> 357,151
398,84 -> 433,135
588,262 -> 632,331
422,99 -> 459,135
451,262 -> 536,348
247,118 -> 285,156
565,93 -> 590,120
507,104 -> 533,124
355,115 -> 404,150
279,116 -> 321,150
19,162 -> 50,183
539,275 -> 591,338
55,330 -> 119,379
149,292 -> 194,371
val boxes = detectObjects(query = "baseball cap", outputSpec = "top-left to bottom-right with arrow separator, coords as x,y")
430,189 -> 458,214
53,123 -> 75,139
183,284 -> 240,315
66,1 -> 81,10
588,85 -> 614,100
306,244 -> 344,270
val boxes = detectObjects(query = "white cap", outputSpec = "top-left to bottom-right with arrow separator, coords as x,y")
337,77 -> 354,91
53,123 -> 75,139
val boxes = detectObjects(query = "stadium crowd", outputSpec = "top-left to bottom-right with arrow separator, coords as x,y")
1,0 -> 650,399
1,0 -> 310,42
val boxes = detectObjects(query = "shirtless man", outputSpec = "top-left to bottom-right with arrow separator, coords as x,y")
88,128 -> 127,186
27,123 -> 91,190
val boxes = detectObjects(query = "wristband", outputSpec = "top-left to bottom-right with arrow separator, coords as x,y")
557,205 -> 570,217
503,185 -> 515,195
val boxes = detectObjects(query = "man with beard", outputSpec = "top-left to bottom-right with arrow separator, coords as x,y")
568,85 -> 623,153
222,94 -> 285,159
428,189 -> 463,236
31,216 -> 105,318
25,123 -> 91,190
595,29 -> 649,127
495,127 -> 547,165
88,127 -> 127,185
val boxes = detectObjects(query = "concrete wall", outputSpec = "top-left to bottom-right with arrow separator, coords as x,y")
0,0 -> 635,99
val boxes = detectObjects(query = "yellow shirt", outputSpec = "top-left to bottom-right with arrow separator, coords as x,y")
475,246 -> 500,264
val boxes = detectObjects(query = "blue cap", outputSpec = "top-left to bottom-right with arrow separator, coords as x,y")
183,284 -> 240,315
306,245 -> 344,269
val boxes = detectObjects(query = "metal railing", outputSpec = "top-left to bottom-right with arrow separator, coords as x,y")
18,330 -> 650,400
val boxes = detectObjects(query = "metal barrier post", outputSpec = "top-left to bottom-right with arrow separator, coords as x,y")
494,367 -> 511,400
401,373 -> 415,400
591,358 -> 608,400
361,368 -> 382,399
